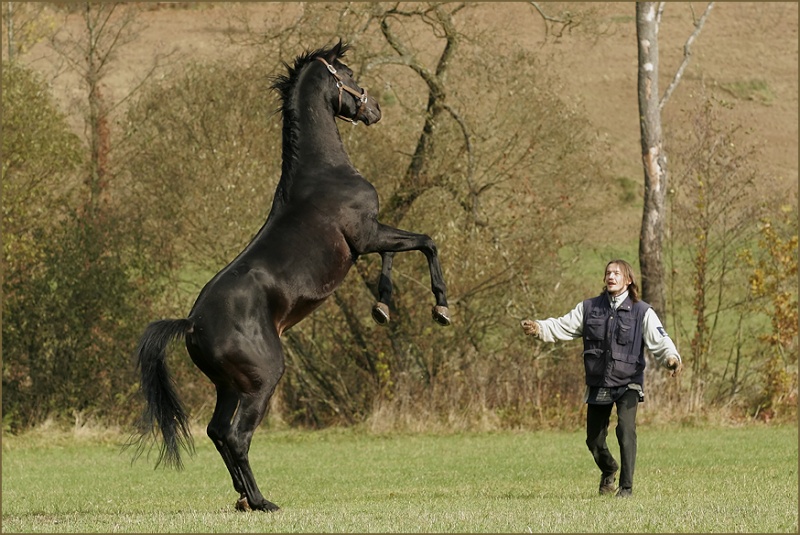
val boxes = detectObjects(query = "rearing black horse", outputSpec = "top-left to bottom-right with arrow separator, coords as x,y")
131,41 -> 450,512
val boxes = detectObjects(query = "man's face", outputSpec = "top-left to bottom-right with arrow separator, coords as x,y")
605,263 -> 631,296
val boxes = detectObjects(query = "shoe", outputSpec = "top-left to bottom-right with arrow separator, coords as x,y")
616,487 -> 633,498
599,472 -> 617,495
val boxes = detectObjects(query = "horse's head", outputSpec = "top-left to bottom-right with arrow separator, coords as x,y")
316,42 -> 381,126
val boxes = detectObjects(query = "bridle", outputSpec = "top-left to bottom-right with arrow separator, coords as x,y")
316,57 -> 368,125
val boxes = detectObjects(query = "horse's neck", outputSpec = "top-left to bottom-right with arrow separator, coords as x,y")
273,103 -> 354,210
296,123 -> 351,168
273,69 -> 358,208
280,95 -> 353,174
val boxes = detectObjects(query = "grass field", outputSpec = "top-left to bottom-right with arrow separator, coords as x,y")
2,425 -> 797,533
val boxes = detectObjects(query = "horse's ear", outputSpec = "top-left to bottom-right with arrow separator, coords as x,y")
328,39 -> 350,61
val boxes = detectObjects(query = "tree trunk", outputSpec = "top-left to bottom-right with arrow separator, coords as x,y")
636,2 -> 667,321
6,2 -> 15,60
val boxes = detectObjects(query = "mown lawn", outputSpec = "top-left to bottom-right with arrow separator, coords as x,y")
2,424 -> 797,532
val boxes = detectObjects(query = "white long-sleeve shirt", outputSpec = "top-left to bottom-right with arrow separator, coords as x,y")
534,291 -> 681,368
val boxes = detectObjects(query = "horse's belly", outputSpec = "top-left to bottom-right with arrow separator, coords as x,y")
276,297 -> 328,336
274,239 -> 353,335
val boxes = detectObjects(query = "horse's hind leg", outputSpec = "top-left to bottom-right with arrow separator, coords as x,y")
207,387 -> 247,498
222,337 -> 285,512
227,387 -> 281,512
371,252 -> 394,325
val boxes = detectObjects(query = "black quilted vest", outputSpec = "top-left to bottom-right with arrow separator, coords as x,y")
582,292 -> 650,387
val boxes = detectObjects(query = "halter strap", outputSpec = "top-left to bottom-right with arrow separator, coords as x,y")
316,57 -> 368,124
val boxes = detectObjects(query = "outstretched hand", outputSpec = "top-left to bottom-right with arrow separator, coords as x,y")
521,319 -> 540,337
665,355 -> 682,377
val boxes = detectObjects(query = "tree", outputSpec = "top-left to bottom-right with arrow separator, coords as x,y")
636,2 -> 714,320
1,62 -> 173,428
48,3 -> 139,215
2,4 -> 178,430
742,205 -> 798,421
2,64 -> 84,427
667,96 -> 766,410
2,2 -> 55,61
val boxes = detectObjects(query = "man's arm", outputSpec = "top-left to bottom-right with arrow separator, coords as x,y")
521,302 -> 584,343
643,308 -> 682,376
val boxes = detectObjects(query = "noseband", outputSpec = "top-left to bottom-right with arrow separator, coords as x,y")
316,57 -> 368,125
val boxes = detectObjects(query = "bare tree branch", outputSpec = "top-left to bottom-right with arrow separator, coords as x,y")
660,2 -> 714,110
378,9 -> 444,98
527,1 -> 579,39
529,1 -> 564,23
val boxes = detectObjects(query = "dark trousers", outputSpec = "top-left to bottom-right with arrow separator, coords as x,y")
585,389 -> 638,489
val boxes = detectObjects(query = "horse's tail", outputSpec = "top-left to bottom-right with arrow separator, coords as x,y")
129,318 -> 195,469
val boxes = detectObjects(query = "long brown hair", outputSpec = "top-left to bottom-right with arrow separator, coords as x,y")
603,259 -> 640,302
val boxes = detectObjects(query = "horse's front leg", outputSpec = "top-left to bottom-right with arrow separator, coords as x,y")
365,224 -> 450,327
425,250 -> 451,326
371,252 -> 394,325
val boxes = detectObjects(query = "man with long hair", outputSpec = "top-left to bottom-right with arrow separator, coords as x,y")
521,259 -> 681,498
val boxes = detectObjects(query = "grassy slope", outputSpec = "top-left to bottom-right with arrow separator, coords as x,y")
2,425 -> 797,532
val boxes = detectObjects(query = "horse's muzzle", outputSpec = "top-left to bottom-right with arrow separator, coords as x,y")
359,96 -> 381,126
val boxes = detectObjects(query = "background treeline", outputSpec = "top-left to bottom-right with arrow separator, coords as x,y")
2,3 -> 796,433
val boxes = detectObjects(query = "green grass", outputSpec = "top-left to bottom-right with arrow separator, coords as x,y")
719,78 -> 774,105
2,425 -> 797,532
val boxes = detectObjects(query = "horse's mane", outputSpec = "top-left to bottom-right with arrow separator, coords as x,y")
270,39 -> 351,203
271,39 -> 350,110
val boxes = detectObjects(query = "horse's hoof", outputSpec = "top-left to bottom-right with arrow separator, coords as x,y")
235,496 -> 252,512
432,305 -> 451,326
255,500 -> 280,512
235,495 -> 280,512
372,302 -> 390,325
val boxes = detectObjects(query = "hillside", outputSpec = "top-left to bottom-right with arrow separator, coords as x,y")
15,2 -> 799,245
